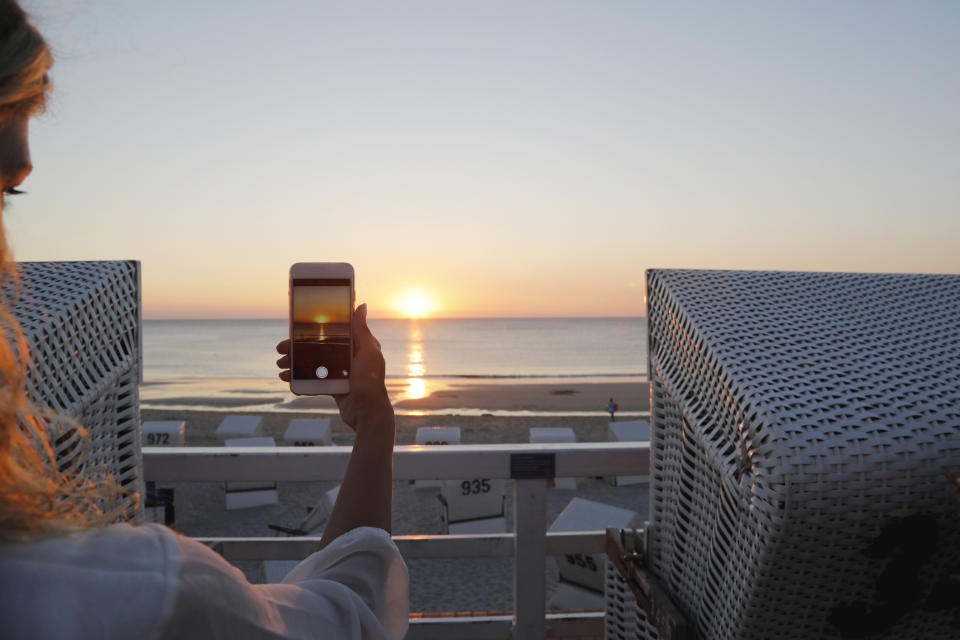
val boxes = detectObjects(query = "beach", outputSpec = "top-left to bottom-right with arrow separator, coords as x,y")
143,380 -> 652,613
144,380 -> 651,433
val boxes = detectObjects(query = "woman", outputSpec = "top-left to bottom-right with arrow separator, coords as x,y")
0,3 -> 408,638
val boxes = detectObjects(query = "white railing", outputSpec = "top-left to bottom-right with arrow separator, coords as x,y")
143,442 -> 650,640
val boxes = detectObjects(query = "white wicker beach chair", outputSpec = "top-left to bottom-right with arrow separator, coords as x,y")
268,484 -> 340,537
141,420 -> 184,525
223,437 -> 279,510
415,426 -> 460,446
415,426 -> 460,490
610,269 -> 960,640
282,418 -> 332,446
420,425 -> 505,533
438,477 -> 507,534
264,419 -> 338,536
6,261 -> 143,522
549,498 -> 638,611
215,415 -> 263,439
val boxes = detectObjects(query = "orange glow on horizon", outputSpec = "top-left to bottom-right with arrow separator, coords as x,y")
142,273 -> 646,319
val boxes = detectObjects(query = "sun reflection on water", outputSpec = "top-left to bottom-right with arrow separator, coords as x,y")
405,322 -> 429,400
406,377 -> 427,400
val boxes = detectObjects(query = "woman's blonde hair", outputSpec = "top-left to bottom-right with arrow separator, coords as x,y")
0,0 -> 136,542
0,1 -> 51,116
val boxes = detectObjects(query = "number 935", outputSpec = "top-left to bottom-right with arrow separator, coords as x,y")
461,479 -> 491,495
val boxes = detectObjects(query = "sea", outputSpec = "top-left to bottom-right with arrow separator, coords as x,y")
142,318 -> 648,416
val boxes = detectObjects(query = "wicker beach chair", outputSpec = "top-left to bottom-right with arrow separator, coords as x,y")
549,498 -> 638,610
282,418 -> 332,446
414,426 -> 460,490
267,419 -> 338,536
6,261 -> 143,522
215,414 -> 263,439
606,269 -> 960,640
223,437 -> 280,510
141,420 -> 185,526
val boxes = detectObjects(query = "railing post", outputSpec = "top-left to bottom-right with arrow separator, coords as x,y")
513,478 -> 547,639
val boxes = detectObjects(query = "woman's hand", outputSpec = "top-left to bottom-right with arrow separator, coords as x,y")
280,303 -> 397,546
276,303 -> 394,432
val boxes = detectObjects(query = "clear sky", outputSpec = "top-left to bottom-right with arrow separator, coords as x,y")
7,1 -> 959,318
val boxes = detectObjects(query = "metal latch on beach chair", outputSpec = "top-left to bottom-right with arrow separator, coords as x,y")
605,527 -> 691,640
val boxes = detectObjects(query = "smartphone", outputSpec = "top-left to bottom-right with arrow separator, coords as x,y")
289,263 -> 354,395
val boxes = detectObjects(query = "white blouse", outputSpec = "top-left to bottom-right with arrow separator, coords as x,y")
0,523 -> 408,640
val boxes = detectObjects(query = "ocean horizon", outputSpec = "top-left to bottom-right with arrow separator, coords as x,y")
141,317 -> 648,414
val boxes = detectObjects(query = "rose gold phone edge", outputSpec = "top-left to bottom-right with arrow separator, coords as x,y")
288,262 -> 354,396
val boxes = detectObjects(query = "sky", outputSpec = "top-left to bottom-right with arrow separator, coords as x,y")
7,1 -> 959,318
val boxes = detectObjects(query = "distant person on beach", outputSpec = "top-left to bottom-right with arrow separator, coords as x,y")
607,397 -> 618,421
0,3 -> 407,638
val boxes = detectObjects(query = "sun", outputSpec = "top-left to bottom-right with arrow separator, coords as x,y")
393,289 -> 436,319
399,294 -> 430,319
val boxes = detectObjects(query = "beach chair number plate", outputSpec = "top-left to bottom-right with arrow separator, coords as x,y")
146,433 -> 171,445
461,479 -> 492,496
564,553 -> 599,573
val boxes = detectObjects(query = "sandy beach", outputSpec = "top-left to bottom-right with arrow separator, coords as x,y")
143,381 -> 652,613
143,379 -> 650,416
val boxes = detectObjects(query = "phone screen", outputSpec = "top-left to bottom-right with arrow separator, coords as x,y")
291,278 -> 352,381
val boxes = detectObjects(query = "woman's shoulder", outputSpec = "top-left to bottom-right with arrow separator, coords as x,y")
0,523 -> 181,640
1,522 -> 178,565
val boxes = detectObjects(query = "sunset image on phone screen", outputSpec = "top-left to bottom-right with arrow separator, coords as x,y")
291,278 -> 351,381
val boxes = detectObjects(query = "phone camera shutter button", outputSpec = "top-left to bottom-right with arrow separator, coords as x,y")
316,366 -> 328,379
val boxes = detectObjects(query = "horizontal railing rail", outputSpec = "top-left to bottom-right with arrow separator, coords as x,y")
143,441 -> 649,481
142,442 -> 649,639
198,530 -> 607,561
406,611 -> 605,640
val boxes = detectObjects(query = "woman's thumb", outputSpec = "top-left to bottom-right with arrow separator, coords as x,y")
353,303 -> 379,351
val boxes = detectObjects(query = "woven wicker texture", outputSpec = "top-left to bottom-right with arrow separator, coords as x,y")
645,269 -> 960,639
6,261 -> 142,522
605,557 -> 660,640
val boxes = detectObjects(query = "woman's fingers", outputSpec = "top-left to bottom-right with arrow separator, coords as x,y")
277,341 -> 291,381
277,341 -> 290,382
277,303 -> 382,390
